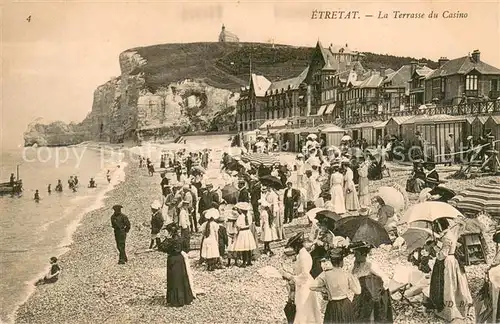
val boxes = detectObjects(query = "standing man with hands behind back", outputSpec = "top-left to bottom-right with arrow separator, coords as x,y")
111,204 -> 131,264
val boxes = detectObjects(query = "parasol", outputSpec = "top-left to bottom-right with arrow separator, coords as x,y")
401,201 -> 462,224
333,216 -> 391,247
401,227 -> 435,254
241,153 -> 279,166
377,186 -> 405,211
221,184 -> 238,205
259,175 -> 284,190
449,184 -> 500,218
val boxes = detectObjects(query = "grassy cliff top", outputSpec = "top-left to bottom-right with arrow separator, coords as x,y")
129,42 -> 437,92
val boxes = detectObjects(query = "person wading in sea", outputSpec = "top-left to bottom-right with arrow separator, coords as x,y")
111,205 -> 131,264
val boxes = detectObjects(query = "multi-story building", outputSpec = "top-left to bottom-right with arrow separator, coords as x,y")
236,41 -> 365,130
339,65 -> 411,120
408,62 -> 435,107
423,50 -> 500,105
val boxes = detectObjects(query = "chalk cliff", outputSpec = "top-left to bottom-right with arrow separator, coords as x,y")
24,42 -> 436,146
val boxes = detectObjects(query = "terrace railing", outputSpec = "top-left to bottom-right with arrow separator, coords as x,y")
343,99 -> 500,124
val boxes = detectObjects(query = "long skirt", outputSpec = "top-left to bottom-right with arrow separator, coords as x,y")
233,229 -> 257,251
352,275 -> 393,323
429,256 -> 472,322
181,228 -> 191,253
358,176 -> 370,207
166,254 -> 194,307
324,298 -> 354,324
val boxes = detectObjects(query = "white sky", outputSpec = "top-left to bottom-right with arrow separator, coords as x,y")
2,0 -> 499,149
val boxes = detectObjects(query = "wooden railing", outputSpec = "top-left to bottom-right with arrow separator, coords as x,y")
343,99 -> 500,124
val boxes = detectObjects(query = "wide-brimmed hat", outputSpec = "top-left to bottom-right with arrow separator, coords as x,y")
228,210 -> 239,220
235,202 -> 251,211
467,135 -> 473,140
112,204 -> 123,211
205,208 -> 220,220
329,247 -> 347,260
151,200 -> 162,210
358,207 -> 369,216
285,232 -> 305,248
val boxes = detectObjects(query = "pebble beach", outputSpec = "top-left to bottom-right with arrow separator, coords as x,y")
14,146 -> 500,324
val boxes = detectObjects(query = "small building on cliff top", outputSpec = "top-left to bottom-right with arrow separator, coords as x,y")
218,24 -> 239,43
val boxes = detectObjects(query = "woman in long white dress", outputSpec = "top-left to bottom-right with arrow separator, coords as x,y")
329,164 -> 346,214
259,200 -> 278,256
281,233 -> 322,324
357,158 -> 371,208
199,209 -> 220,271
232,202 -> 257,267
343,160 -> 360,212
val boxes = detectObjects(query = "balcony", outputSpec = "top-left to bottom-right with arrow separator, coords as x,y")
490,90 -> 500,99
409,87 -> 424,93
343,99 -> 500,124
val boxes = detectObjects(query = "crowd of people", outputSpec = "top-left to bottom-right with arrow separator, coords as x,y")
101,133 -> 500,324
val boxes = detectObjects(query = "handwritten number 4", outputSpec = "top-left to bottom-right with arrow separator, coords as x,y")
27,16 -> 31,22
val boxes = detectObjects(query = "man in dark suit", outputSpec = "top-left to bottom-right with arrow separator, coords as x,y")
110,205 -> 131,264
237,180 -> 250,203
283,182 -> 300,224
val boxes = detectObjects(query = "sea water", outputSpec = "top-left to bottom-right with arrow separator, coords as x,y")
0,146 -> 127,323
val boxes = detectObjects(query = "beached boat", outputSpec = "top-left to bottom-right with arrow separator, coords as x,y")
0,165 -> 21,196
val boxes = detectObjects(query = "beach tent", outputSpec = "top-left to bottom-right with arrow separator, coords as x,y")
401,114 -> 467,163
321,124 -> 347,147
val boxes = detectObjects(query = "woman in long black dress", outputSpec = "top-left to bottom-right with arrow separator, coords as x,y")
351,242 -> 393,323
164,223 -> 194,307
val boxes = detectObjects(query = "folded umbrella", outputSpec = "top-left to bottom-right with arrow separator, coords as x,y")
333,216 -> 391,247
401,201 -> 462,224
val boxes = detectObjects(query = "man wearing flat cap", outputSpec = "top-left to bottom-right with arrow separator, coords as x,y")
111,205 -> 131,264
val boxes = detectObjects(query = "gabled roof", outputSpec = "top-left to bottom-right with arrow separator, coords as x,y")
415,66 -> 434,77
427,55 -> 500,79
267,67 -> 309,93
251,74 -> 271,97
358,73 -> 384,88
389,115 -> 414,125
385,65 -> 411,87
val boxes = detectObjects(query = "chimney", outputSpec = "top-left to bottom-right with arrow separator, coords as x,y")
471,50 -> 481,63
438,57 -> 449,68
379,66 -> 386,77
345,43 -> 348,48
410,61 -> 418,75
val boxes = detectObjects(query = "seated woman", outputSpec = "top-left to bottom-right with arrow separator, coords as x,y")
476,230 -> 500,323
406,161 -> 426,193
35,257 -> 61,286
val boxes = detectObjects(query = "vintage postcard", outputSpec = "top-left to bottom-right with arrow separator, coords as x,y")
1,1 -> 500,323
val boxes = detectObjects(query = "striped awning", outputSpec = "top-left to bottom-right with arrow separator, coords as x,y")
316,105 -> 327,116
325,103 -> 336,115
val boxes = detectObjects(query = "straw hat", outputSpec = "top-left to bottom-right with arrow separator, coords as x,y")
235,202 -> 251,211
205,208 -> 220,220
151,200 -> 162,210
467,135 -> 473,140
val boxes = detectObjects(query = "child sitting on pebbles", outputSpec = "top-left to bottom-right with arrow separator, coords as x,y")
35,257 -> 61,286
